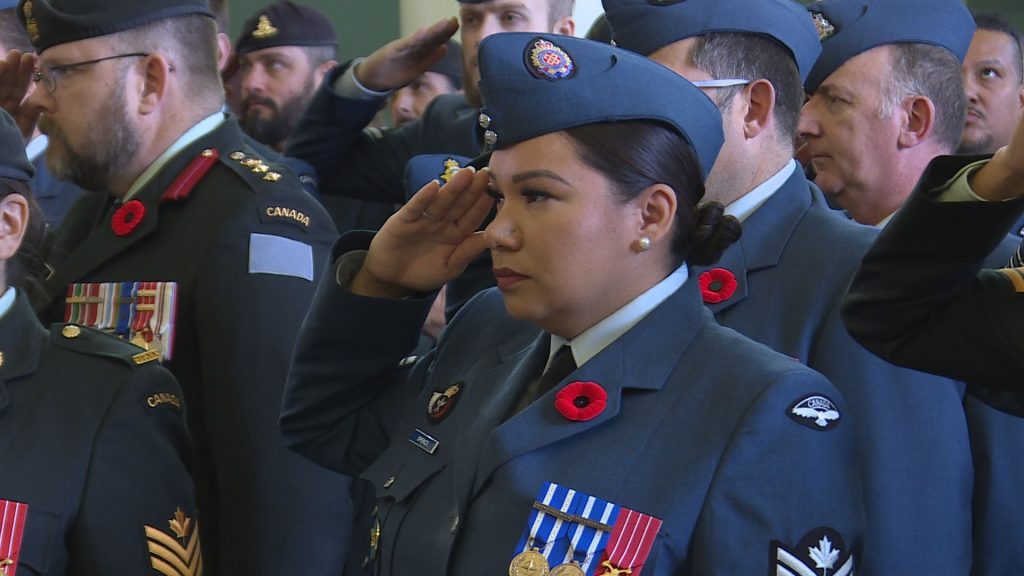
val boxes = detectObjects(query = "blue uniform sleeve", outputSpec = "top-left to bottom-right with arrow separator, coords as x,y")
691,370 -> 864,575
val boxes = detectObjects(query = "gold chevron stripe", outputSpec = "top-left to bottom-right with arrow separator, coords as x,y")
999,267 -> 1024,293
146,527 -> 202,576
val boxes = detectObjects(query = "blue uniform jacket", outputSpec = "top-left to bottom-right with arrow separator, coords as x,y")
691,168 -> 975,575
282,236 -> 864,576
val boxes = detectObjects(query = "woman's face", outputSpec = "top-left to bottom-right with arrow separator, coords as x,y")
485,132 -> 664,338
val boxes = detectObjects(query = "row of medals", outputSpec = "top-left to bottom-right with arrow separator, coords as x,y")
509,547 -> 586,576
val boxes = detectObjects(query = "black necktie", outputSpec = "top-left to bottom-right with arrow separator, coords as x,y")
510,344 -> 577,417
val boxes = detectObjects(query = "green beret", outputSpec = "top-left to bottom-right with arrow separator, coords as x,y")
17,0 -> 213,53
235,1 -> 336,56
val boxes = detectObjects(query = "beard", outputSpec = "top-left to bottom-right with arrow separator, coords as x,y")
40,81 -> 141,192
240,76 -> 316,151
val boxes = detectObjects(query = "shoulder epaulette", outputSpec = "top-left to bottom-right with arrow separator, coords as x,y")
49,324 -> 158,368
161,148 -> 220,202
221,149 -> 291,187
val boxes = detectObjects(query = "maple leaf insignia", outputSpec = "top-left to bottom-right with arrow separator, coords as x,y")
168,507 -> 192,540
809,535 -> 841,574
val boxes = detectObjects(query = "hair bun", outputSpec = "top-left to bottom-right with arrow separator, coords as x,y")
688,202 -> 741,266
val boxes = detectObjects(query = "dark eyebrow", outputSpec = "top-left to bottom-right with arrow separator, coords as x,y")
511,170 -> 570,186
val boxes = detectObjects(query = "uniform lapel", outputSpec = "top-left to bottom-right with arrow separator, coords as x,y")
0,294 -> 48,457
42,116 -> 239,306
695,168 -> 812,314
451,331 -> 549,511
470,280 -> 707,498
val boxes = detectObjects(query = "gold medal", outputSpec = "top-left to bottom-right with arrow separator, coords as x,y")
509,548 -> 549,576
549,562 -> 586,576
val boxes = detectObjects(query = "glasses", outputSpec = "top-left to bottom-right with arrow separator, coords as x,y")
32,52 -> 150,94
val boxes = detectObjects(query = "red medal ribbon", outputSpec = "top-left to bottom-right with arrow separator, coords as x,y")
0,500 -> 28,575
593,508 -> 662,576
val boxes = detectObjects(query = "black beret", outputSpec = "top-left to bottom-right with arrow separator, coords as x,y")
235,1 -> 336,55
0,109 -> 34,182
17,0 -> 213,53
805,0 -> 974,93
477,33 -> 723,180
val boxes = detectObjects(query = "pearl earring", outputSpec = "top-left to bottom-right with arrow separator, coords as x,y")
637,237 -> 652,252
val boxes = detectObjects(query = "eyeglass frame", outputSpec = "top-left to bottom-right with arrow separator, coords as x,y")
32,52 -> 150,94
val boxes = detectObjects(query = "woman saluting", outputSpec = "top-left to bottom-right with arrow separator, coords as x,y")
283,33 -> 862,576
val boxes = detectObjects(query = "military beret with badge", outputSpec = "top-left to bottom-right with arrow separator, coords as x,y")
17,0 -> 212,52
235,0 -> 337,56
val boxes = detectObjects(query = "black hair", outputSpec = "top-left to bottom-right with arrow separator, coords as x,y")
973,11 -> 1024,83
563,121 -> 741,267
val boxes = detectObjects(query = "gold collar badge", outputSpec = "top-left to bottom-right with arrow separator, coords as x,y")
23,1 -> 39,43
252,14 -> 279,40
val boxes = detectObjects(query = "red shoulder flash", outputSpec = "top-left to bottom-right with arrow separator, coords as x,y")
161,148 -> 219,202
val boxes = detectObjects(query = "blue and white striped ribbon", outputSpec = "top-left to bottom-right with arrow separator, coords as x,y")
557,493 -> 619,574
514,482 -> 580,564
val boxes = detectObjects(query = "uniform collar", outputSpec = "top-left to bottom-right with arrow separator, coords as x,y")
123,111 -> 225,201
550,264 -> 689,369
0,287 -> 14,321
725,159 -> 796,223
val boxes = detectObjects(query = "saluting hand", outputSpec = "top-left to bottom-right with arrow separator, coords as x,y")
970,108 -> 1024,201
0,50 -> 39,142
355,17 -> 459,93
351,166 -> 493,299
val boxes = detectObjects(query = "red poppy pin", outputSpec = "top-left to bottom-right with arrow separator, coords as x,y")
111,200 -> 146,237
698,268 -> 737,304
555,381 -> 607,422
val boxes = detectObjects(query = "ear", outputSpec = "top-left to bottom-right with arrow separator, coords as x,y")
216,32 -> 232,73
633,183 -> 677,250
314,59 -> 337,87
0,193 -> 29,266
552,16 -> 575,37
137,54 -> 171,115
742,78 -> 776,140
897,95 -> 935,149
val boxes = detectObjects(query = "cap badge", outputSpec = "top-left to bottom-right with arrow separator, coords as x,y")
23,1 -> 39,43
252,14 -> 279,40
440,158 -> 462,183
527,38 -> 575,81
811,12 -> 836,41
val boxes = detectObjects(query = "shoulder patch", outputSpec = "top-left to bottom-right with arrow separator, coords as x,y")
248,233 -> 313,281
259,204 -> 312,232
772,527 -> 854,576
788,394 -> 841,431
50,323 -> 150,370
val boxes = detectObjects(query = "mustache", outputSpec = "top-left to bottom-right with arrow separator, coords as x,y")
242,95 -> 279,113
966,106 -> 986,120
